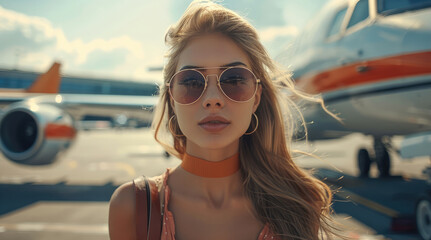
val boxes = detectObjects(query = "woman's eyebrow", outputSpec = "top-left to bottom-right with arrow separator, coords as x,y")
221,61 -> 247,68
179,61 -> 247,71
179,65 -> 200,71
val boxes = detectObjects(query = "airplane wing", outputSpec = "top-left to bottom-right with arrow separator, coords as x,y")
0,93 -> 158,120
0,63 -> 160,166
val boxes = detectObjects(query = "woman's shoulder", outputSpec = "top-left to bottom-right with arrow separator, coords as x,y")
110,169 -> 168,206
109,170 -> 170,216
109,181 -> 136,239
110,181 -> 135,209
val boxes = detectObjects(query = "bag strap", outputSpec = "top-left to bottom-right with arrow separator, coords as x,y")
148,178 -> 162,239
133,176 -> 162,240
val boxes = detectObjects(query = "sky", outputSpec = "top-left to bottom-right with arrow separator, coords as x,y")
0,0 -> 328,83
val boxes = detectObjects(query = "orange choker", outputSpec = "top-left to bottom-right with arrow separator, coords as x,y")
181,152 -> 240,178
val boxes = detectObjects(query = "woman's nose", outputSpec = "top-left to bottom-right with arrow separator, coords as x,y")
201,75 -> 225,109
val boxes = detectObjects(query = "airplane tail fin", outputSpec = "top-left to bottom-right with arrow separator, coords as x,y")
26,62 -> 62,93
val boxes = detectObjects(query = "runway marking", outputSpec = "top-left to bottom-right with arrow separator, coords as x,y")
0,222 -> 108,234
85,162 -> 136,176
67,160 -> 77,169
334,188 -> 399,218
114,162 -> 136,176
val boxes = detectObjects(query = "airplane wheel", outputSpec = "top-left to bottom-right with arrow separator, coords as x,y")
375,147 -> 390,177
416,195 -> 431,240
357,148 -> 371,178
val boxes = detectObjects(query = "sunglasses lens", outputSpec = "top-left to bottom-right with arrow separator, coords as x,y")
170,70 -> 205,104
169,67 -> 258,104
219,68 -> 257,101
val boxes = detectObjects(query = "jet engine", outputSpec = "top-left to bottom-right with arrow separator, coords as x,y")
0,102 -> 76,165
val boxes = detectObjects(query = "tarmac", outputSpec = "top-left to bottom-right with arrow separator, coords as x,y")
0,128 -> 429,239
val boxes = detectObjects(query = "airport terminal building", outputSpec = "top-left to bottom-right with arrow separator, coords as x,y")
0,68 -> 159,96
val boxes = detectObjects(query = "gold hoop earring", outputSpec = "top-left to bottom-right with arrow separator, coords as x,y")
244,113 -> 258,135
168,115 -> 184,137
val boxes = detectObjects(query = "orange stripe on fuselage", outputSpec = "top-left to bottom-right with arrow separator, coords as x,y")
45,123 -> 76,139
296,51 -> 431,94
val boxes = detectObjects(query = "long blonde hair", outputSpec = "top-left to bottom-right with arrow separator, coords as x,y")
152,1 -> 338,239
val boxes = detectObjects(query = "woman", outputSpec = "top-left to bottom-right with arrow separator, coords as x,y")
109,1 -> 338,239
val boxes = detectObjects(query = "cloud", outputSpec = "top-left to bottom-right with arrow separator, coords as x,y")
258,25 -> 299,42
256,25 -> 298,57
64,36 -> 145,65
0,6 -> 57,53
0,5 -> 151,81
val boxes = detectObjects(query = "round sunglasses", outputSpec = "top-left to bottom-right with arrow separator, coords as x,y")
167,66 -> 260,105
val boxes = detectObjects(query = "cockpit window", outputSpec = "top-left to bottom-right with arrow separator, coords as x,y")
347,0 -> 369,29
327,7 -> 348,38
377,0 -> 431,15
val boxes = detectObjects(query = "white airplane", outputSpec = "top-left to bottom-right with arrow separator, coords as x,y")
0,62 -> 159,166
278,0 -> 431,237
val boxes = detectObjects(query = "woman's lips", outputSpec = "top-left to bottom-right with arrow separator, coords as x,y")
199,121 -> 230,132
198,116 -> 230,132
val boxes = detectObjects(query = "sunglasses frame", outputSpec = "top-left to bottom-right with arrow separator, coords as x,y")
166,66 -> 261,105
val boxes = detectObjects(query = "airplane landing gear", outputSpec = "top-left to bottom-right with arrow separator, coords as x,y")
417,166 -> 431,240
358,148 -> 371,177
417,194 -> 431,240
357,136 -> 392,178
374,138 -> 391,177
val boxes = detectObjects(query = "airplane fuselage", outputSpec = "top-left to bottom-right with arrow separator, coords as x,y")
286,0 -> 431,140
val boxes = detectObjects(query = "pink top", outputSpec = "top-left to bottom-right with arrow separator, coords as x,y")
159,169 -> 277,240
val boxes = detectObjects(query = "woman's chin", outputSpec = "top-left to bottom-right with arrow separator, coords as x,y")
186,136 -> 240,152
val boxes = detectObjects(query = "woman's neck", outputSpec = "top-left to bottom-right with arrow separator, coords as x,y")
181,152 -> 240,178
172,141 -> 243,207
185,139 -> 239,162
